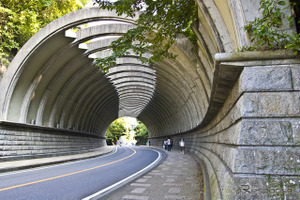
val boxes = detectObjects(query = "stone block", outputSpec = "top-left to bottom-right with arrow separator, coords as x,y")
239,119 -> 299,145
242,92 -> 300,117
234,147 -> 300,175
241,66 -> 293,91
290,65 -> 300,90
224,175 -> 300,200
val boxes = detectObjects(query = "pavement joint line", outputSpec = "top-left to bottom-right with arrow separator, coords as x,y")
165,178 -> 176,183
165,175 -> 178,178
164,195 -> 187,199
130,183 -> 151,187
122,195 -> 150,200
131,188 -> 146,194
148,172 -> 162,175
168,187 -> 181,194
163,183 -> 183,186
135,179 -> 148,183
172,172 -> 185,175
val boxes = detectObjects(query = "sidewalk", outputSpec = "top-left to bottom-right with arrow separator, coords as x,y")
102,148 -> 204,200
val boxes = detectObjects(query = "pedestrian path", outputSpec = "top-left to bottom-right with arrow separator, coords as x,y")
102,148 -> 204,200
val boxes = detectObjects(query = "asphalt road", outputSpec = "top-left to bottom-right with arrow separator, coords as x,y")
0,146 -> 162,200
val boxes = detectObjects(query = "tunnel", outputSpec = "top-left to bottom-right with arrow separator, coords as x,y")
0,2 -> 299,200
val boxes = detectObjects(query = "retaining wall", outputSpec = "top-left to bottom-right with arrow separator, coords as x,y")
150,61 -> 300,200
0,121 -> 106,162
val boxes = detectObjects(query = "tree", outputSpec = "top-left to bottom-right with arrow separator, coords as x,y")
0,0 -> 88,66
134,120 -> 148,145
94,0 -> 197,72
105,118 -> 130,145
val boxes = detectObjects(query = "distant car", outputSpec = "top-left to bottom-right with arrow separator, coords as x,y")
106,139 -> 113,145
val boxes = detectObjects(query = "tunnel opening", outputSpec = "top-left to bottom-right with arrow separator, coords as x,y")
105,117 -> 148,146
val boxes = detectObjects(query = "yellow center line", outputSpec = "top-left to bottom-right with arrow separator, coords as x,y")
0,147 -> 136,192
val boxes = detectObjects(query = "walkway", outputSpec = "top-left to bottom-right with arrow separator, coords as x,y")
102,148 -> 204,200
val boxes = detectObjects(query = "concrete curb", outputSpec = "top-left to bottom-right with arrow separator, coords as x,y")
0,146 -> 116,173
190,152 -> 212,200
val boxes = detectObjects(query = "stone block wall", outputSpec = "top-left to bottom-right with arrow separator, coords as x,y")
0,121 -> 106,161
150,62 -> 300,200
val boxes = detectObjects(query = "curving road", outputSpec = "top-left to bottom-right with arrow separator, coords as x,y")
0,146 -> 163,200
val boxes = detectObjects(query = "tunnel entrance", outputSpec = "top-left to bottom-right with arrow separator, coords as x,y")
105,117 -> 148,146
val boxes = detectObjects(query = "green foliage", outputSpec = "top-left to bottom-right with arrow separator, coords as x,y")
0,0 -> 87,66
105,118 -> 130,145
242,0 -> 300,55
134,120 -> 148,145
94,0 -> 198,72
0,5 -> 20,66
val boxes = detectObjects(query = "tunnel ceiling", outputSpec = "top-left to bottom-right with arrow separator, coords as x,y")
0,6 -> 242,138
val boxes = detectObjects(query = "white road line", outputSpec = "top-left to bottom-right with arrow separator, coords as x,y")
82,148 -> 162,200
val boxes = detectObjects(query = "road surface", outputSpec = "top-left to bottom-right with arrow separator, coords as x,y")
0,146 -> 162,200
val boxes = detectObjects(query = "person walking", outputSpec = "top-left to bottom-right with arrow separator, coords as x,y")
164,139 -> 168,150
167,137 -> 171,151
179,138 -> 185,154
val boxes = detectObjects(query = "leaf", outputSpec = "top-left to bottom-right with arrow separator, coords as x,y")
278,1 -> 286,6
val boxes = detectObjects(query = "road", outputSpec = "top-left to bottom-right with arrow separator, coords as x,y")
0,146 -> 162,200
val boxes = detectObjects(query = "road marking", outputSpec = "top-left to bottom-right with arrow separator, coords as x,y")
0,147 -> 136,192
82,148 -> 162,200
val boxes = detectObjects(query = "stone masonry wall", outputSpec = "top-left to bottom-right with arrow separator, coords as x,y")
150,62 -> 300,200
0,121 -> 106,161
